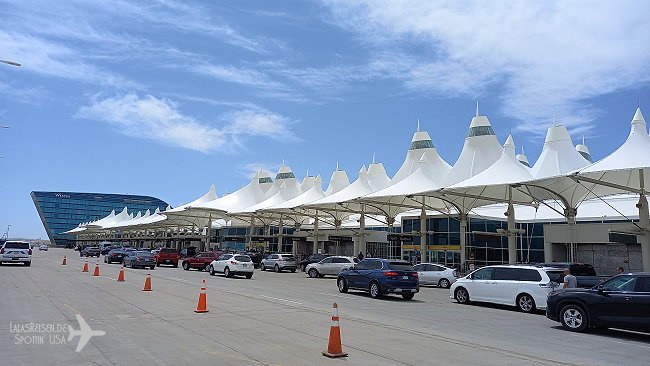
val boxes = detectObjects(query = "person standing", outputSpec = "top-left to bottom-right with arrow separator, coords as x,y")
615,266 -> 625,274
357,252 -> 364,261
563,268 -> 577,289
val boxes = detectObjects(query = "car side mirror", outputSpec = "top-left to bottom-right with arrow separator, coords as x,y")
350,265 -> 356,270
596,285 -> 607,295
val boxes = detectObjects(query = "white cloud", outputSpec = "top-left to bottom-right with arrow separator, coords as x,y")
75,94 -> 298,153
322,0 -> 650,134
222,109 -> 298,140
193,64 -> 284,89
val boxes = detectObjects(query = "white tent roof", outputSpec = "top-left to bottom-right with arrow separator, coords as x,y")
192,172 -> 272,213
325,165 -> 350,195
531,124 -> 590,179
265,176 -> 326,211
441,114 -> 503,186
163,184 -> 216,213
232,165 -> 302,213
391,130 -> 451,183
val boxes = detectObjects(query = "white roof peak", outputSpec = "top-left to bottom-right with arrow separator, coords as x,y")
504,134 -> 516,153
545,124 -> 571,143
633,107 -> 645,124
469,115 -> 492,128
359,165 -> 367,174
630,107 -> 647,136
154,207 -> 161,214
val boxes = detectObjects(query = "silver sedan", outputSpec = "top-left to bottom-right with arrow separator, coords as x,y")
305,256 -> 357,278
414,263 -> 459,288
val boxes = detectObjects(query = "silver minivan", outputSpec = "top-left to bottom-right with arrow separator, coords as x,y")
260,253 -> 297,272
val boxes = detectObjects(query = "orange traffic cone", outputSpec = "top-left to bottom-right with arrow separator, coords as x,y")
117,267 -> 125,282
322,303 -> 348,358
82,260 -> 89,272
93,261 -> 100,276
143,273 -> 152,291
62,256 -> 67,265
194,279 -> 209,313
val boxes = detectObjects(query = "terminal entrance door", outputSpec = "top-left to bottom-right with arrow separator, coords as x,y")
428,250 -> 461,269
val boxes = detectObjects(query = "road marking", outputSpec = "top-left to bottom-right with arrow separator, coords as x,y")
103,276 -> 116,281
259,295 -> 302,305
316,292 -> 356,300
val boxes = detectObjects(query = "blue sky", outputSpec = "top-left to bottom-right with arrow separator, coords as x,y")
1,0 -> 649,239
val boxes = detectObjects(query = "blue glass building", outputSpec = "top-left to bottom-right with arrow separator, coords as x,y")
31,191 -> 169,247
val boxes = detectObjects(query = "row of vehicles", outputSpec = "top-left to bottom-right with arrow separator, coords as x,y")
447,264 -> 650,334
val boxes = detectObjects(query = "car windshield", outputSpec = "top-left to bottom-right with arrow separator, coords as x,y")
4,242 -> 30,249
388,262 -> 414,271
234,256 -> 251,262
160,248 -> 176,253
135,252 -> 152,256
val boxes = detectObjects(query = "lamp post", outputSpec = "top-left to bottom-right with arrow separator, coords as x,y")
0,60 -> 21,67
3,225 -> 11,240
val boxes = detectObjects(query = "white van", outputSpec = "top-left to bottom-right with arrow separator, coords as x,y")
449,265 -> 561,312
0,241 -> 33,266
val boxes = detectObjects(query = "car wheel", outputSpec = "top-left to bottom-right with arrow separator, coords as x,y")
224,267 -> 232,278
560,304 -> 589,332
150,266 -> 155,270
402,293 -> 414,300
438,278 -> 451,289
516,293 -> 536,313
454,287 -> 470,304
337,277 -> 348,293
204,263 -> 211,272
369,282 -> 382,299
274,264 -> 281,273
260,263 -> 266,271
290,268 -> 296,273
24,261 -> 31,267
209,265 -> 216,276
308,268 -> 319,278
245,273 -> 253,279
182,262 -> 189,270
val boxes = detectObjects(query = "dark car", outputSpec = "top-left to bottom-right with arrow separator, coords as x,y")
546,273 -> 650,332
540,262 -> 610,288
336,258 -> 419,300
123,251 -> 156,269
298,253 -> 332,272
80,247 -> 101,257
104,249 -> 128,264
180,246 -> 197,259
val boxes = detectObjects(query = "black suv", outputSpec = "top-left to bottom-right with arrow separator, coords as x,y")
546,273 -> 650,332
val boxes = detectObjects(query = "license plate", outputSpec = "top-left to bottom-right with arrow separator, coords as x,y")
166,260 -> 170,263
242,264 -> 248,267
402,276 -> 408,280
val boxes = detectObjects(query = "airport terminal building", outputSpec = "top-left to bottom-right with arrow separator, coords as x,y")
31,191 -> 168,247
58,108 -> 650,275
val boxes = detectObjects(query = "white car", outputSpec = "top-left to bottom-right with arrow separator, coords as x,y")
413,263 -> 459,288
449,265 -> 560,313
39,244 -> 48,251
0,241 -> 32,266
305,256 -> 357,278
208,253 -> 254,279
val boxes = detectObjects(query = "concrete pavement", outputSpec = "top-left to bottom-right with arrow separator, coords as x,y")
1,248 -> 649,365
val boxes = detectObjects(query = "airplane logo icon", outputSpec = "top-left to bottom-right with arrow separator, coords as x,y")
67,314 -> 106,352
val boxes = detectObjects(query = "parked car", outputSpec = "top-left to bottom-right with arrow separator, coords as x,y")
260,253 -> 297,272
151,249 -> 161,256
0,241 -> 32,266
104,249 -> 128,264
540,262 -> 610,288
208,253 -> 254,278
450,265 -> 560,313
182,252 -> 222,271
38,244 -> 48,251
179,246 -> 197,259
305,256 -> 357,278
154,248 -> 180,267
298,253 -> 332,272
413,263 -> 459,288
546,273 -> 650,333
337,258 -> 419,300
237,251 -> 262,268
100,246 -> 118,255
80,247 -> 101,257
123,251 -> 156,269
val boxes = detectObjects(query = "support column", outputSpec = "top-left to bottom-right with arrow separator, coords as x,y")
353,205 -> 366,256
638,169 -> 650,271
249,216 -> 256,252
460,213 -> 468,271
278,215 -> 284,253
312,212 -> 319,254
420,204 -> 427,264
507,201 -> 517,264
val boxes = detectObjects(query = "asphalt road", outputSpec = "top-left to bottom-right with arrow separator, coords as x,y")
1,249 -> 649,366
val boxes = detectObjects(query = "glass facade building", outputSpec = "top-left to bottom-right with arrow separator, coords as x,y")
31,191 -> 169,247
